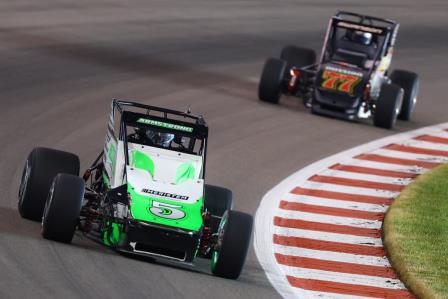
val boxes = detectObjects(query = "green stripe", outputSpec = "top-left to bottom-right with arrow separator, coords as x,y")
136,118 -> 194,133
131,150 -> 155,177
175,162 -> 195,184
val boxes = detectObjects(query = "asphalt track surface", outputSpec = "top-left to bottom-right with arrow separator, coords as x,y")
0,1 -> 447,298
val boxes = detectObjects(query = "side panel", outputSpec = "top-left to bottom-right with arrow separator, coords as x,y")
111,141 -> 126,188
103,106 -> 118,187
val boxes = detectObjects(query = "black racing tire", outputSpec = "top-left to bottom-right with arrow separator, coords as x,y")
204,184 -> 233,216
258,58 -> 286,104
204,184 -> 233,243
390,70 -> 419,121
18,147 -> 80,221
373,84 -> 404,129
280,45 -> 316,71
211,210 -> 253,279
42,174 -> 84,243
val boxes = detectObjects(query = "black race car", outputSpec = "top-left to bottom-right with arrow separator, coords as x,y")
258,11 -> 419,129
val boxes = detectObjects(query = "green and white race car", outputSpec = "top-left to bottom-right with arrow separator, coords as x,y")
18,100 -> 253,279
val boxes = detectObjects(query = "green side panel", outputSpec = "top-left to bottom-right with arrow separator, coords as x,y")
131,150 -> 155,177
103,222 -> 125,246
128,184 -> 203,232
107,142 -> 117,177
102,172 -> 111,188
175,162 -> 196,185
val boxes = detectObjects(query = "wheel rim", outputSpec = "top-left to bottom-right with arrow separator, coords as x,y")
211,251 -> 219,271
18,160 -> 31,207
211,211 -> 228,271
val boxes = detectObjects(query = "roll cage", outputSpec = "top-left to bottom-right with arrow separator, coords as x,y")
319,11 -> 399,75
105,99 -> 209,181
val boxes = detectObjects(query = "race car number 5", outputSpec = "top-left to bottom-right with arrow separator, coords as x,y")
149,201 -> 185,219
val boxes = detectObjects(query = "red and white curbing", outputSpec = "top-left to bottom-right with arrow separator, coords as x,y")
254,123 -> 448,299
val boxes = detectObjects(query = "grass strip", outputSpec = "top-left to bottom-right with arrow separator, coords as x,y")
384,164 -> 448,299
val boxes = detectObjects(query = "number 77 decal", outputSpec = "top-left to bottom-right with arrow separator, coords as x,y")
321,70 -> 362,95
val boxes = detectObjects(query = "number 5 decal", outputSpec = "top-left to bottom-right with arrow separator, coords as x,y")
149,201 -> 185,219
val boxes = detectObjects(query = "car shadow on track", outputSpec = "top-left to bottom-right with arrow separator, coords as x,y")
273,95 -> 427,132
0,206 -> 42,240
0,206 -> 217,276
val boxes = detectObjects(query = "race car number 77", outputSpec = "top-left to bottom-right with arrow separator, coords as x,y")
321,70 -> 361,94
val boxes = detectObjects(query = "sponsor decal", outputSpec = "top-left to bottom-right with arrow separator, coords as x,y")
337,21 -> 383,34
142,188 -> 190,200
321,66 -> 362,95
137,118 -> 194,133
325,66 -> 363,77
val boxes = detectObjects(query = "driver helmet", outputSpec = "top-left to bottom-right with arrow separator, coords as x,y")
351,31 -> 373,46
146,130 -> 175,148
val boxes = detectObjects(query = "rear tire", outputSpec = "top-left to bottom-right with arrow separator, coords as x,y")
390,70 -> 419,121
211,210 -> 253,279
42,174 -> 85,243
280,45 -> 316,71
373,84 -> 404,129
18,147 -> 80,221
258,58 -> 286,104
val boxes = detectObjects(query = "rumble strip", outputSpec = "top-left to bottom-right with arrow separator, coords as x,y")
255,123 -> 448,299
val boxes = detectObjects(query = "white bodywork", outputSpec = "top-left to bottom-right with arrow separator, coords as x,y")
369,50 -> 393,99
126,143 -> 204,203
105,139 -> 204,203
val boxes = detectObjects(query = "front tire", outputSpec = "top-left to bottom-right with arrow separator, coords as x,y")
258,58 -> 286,104
204,184 -> 233,217
42,174 -> 85,243
373,84 -> 404,129
390,70 -> 419,121
18,147 -> 80,221
211,210 -> 253,279
203,185 -> 233,258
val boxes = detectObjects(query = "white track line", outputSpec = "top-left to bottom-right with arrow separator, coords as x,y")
318,168 -> 413,185
283,194 -> 389,213
277,266 -> 406,289
275,210 -> 383,230
254,122 -> 448,299
372,148 -> 448,163
425,131 -> 448,139
400,139 -> 448,151
274,227 -> 383,246
300,181 -> 400,198
340,158 -> 426,174
274,245 -> 391,267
